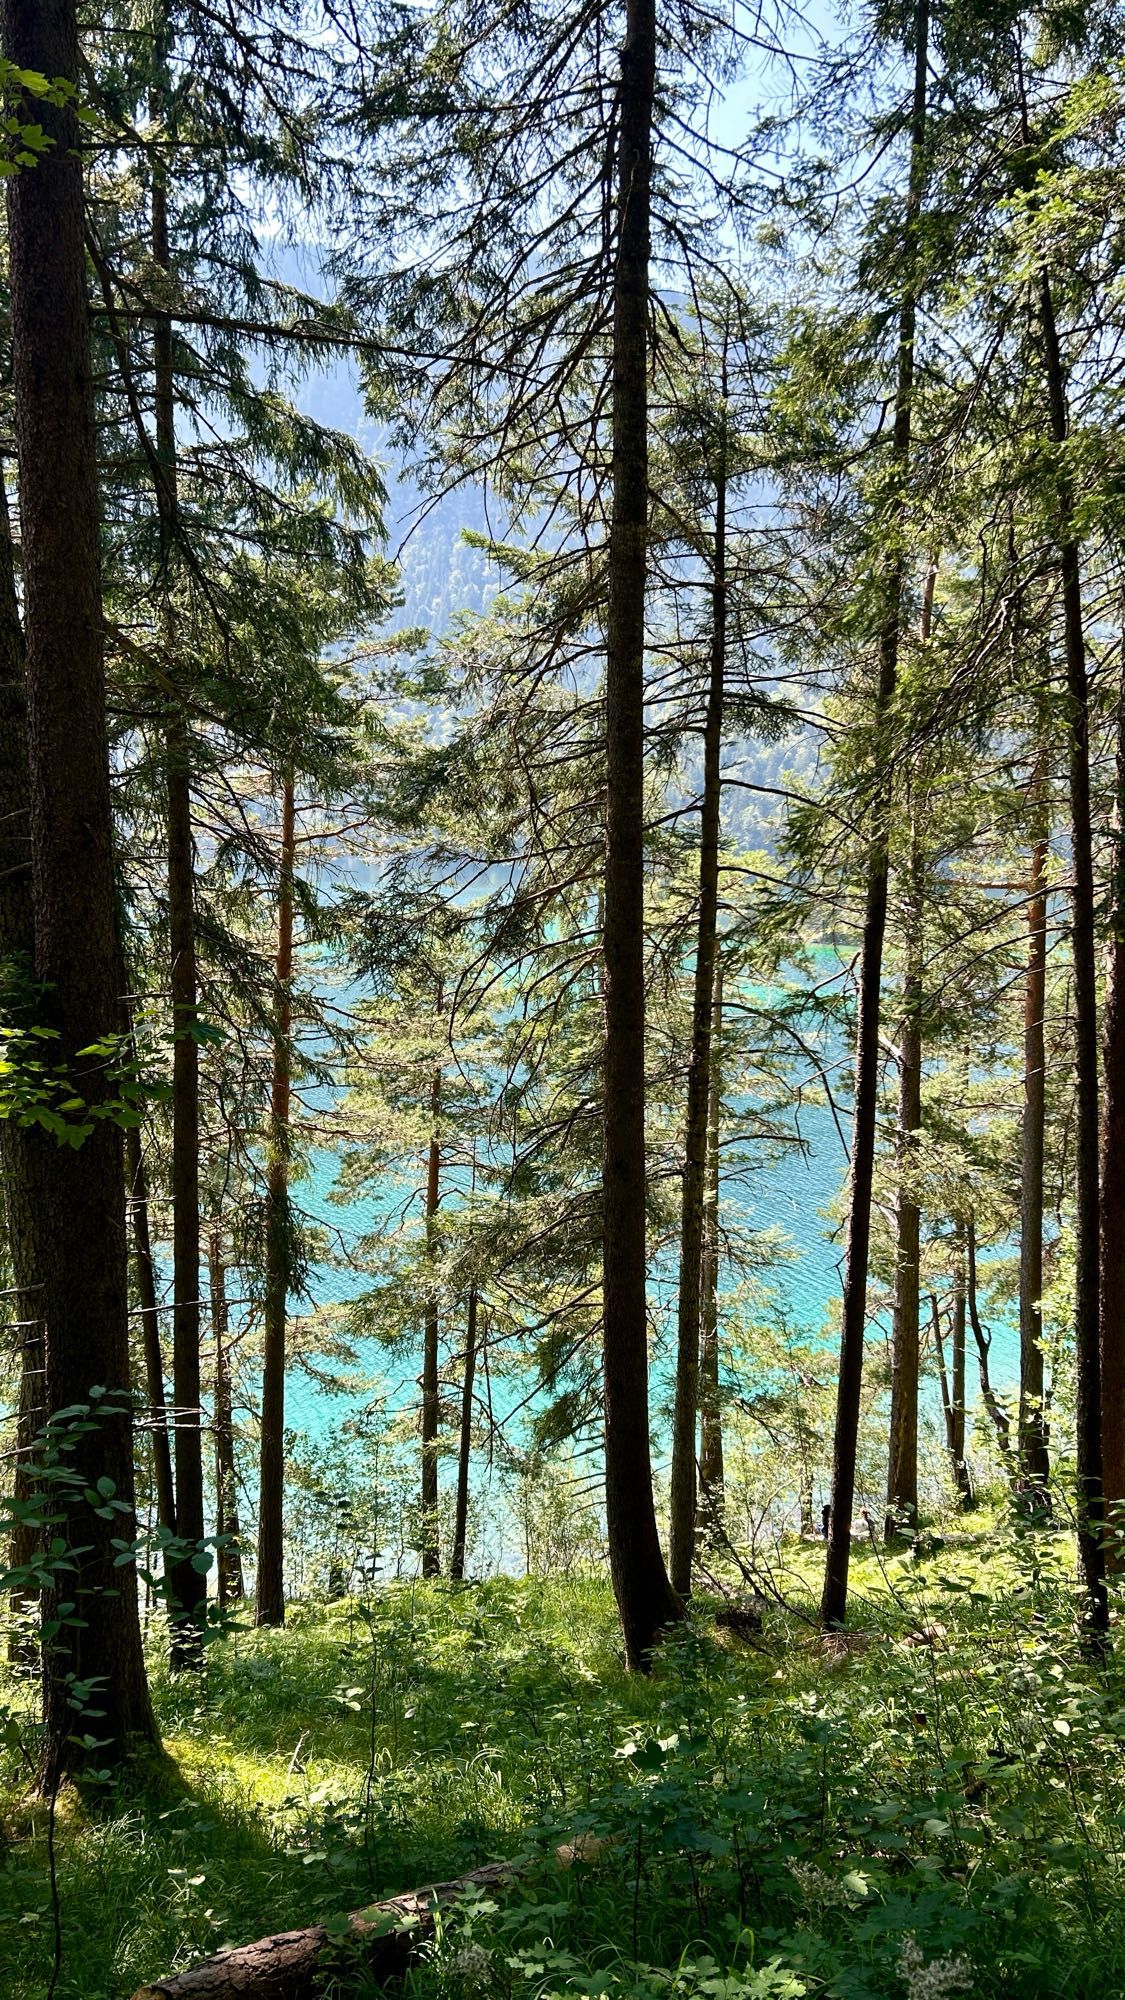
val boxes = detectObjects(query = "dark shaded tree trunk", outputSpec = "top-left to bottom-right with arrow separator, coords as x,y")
1102,648 -> 1125,1558
1037,274 -> 1107,1637
125,1123 -> 177,1539
255,773 -> 296,1627
166,723 -> 206,1658
4,0 -> 157,1773
1020,764 -> 1051,1487
209,1227 -> 245,1608
885,799 -> 925,1541
450,1286 -> 478,1583
601,0 -> 680,1668
951,1244 -> 970,1503
697,961 -> 725,1537
822,0 -> 930,1629
420,1050 -> 442,1579
148,60 -> 206,1661
0,459 -> 43,1617
669,416 -> 727,1598
1012,44 -> 1105,1635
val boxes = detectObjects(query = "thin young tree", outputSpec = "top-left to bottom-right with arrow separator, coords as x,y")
1020,752 -> 1052,1487
821,0 -> 931,1628
668,342 -> 730,1598
256,771 -> 296,1627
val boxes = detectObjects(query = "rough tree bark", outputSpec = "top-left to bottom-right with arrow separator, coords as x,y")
601,0 -> 681,1667
1012,41 -> 1105,1635
821,0 -> 930,1629
669,389 -> 727,1598
884,570 -> 936,1543
1102,644 -> 1125,1557
4,0 -> 157,1771
148,21 -> 206,1662
1038,275 -> 1107,1636
1019,758 -> 1051,1487
125,1122 -> 177,1539
256,773 -> 296,1627
450,1285 -> 478,1583
884,804 -> 924,1541
0,458 -> 43,1613
130,1860 -> 516,2000
697,960 -> 725,1537
209,1226 -> 245,1607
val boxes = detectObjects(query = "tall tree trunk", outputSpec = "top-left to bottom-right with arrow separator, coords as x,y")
166,722 -> 206,1657
821,0 -> 930,1628
209,1226 -> 245,1608
697,961 -> 725,1537
255,773 -> 295,1627
1020,759 -> 1051,1486
420,1044 -> 442,1580
149,35 -> 206,1663
669,398 -> 727,1598
450,1286 -> 478,1584
885,803 -> 924,1540
1012,40 -> 1105,1633
4,0 -> 157,1772
601,0 -> 680,1668
1037,273 -> 1107,1636
125,1123 -> 177,1539
0,459 -> 43,1618
1102,648 -> 1125,1558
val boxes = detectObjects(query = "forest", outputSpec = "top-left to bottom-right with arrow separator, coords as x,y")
2,0 -> 1125,1995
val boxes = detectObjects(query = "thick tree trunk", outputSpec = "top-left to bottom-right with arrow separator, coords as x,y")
1037,271 -> 1107,1636
420,1058 -> 442,1580
1020,763 -> 1051,1487
602,0 -> 680,1668
256,775 -> 295,1627
669,424 -> 727,1598
4,0 -> 157,1772
1100,651 -> 1125,1557
697,961 -> 725,1537
885,797 -> 925,1540
821,0 -> 929,1628
125,1123 -> 177,1539
0,459 -> 43,1617
209,1228 -> 245,1608
450,1285 -> 478,1583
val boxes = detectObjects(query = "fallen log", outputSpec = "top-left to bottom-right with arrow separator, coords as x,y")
130,1858 -> 516,2000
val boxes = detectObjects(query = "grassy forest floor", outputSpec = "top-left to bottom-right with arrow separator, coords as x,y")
3,1520 -> 1125,2000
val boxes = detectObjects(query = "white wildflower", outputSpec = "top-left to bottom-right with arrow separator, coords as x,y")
787,1860 -> 853,1908
898,1935 -> 972,1999
449,1941 -> 494,1992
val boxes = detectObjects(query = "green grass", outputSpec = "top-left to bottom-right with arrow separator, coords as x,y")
3,1527 -> 1125,1999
